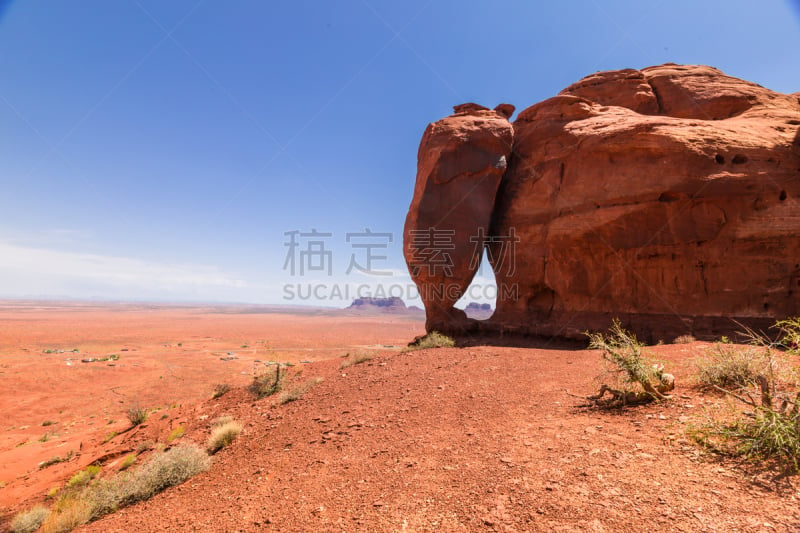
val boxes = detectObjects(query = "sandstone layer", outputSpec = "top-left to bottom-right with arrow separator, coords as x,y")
405,64 -> 800,340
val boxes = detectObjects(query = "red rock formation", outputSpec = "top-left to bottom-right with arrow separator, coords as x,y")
403,103 -> 513,333
346,297 -> 420,314
405,64 -> 800,341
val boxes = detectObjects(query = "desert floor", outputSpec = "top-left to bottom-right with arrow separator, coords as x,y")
2,302 -> 800,532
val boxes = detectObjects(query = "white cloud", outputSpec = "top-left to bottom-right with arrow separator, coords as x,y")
0,241 -> 247,300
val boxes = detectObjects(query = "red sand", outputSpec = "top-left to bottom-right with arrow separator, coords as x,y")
2,302 -> 800,531
0,301 -> 422,509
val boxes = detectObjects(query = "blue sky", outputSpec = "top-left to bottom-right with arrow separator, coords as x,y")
0,0 -> 799,306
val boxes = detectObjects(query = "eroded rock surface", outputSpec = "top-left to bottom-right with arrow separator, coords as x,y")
403,103 -> 513,332
405,64 -> 800,340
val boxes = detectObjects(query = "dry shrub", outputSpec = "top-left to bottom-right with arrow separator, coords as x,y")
207,421 -> 242,453
211,415 -> 233,427
406,331 -> 455,351
584,319 -> 674,406
126,403 -> 147,426
696,343 -> 764,390
125,443 -> 210,501
691,319 -> 800,472
10,505 -> 49,533
212,383 -> 231,399
340,352 -> 372,369
249,365 -> 286,399
41,444 -> 210,532
40,497 -> 92,533
277,377 -> 324,405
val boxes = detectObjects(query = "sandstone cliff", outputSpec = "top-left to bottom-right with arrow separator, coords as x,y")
404,64 -> 800,341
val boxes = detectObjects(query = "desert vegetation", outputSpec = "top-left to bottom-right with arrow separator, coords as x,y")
583,319 -> 675,407
249,364 -> 286,399
207,418 -> 242,453
166,425 -> 185,443
690,318 -> 800,472
695,342 -> 765,390
10,505 -> 49,533
126,403 -> 148,426
340,351 -> 372,368
405,331 -> 455,351
34,443 -> 210,533
211,383 -> 231,399
277,377 -> 324,405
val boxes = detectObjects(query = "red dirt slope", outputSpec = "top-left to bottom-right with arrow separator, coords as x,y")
78,342 -> 800,532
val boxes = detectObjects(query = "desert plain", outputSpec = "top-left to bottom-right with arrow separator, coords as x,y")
1,301 -> 800,531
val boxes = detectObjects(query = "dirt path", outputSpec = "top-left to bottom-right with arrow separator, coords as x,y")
76,343 -> 800,532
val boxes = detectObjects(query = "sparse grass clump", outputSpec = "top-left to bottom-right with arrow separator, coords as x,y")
119,453 -> 136,470
39,451 -> 73,470
166,425 -> 184,443
212,383 -> 231,399
249,365 -> 286,399
673,334 -> 696,344
10,505 -> 49,533
277,377 -> 324,405
211,415 -> 233,427
696,343 -> 763,390
42,444 -> 210,532
583,319 -> 675,407
340,352 -> 372,369
67,465 -> 101,488
207,420 -> 242,453
126,404 -> 147,426
406,331 -> 455,351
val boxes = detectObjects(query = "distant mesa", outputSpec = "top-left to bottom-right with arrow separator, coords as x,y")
404,64 -> 800,341
346,297 -> 423,314
464,302 -> 493,320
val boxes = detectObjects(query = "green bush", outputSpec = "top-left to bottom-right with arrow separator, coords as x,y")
119,453 -> 136,471
166,425 -> 184,443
